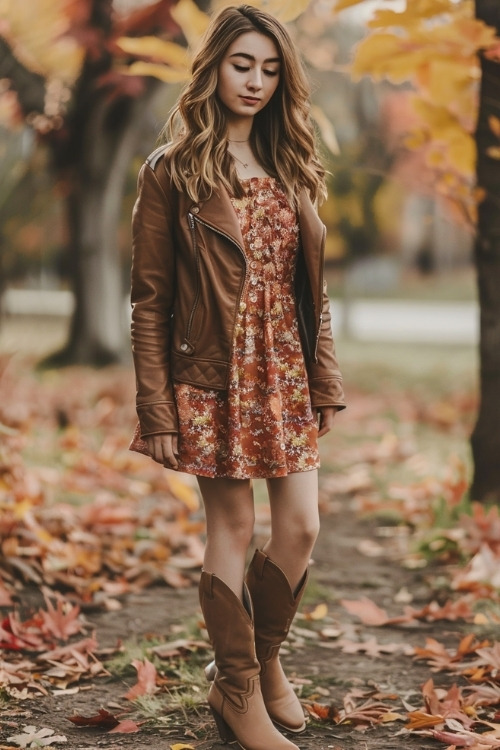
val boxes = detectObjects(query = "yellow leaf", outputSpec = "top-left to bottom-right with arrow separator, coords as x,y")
305,602 -> 328,621
168,475 -> 200,512
369,1 -> 454,30
311,105 -> 340,155
120,62 -> 190,83
447,131 -> 476,176
115,37 -> 190,69
489,115 -> 500,139
412,98 -> 458,139
473,612 -> 490,625
3,0 -> 84,83
171,0 -> 210,48
486,146 -> 500,160
352,33 -> 429,83
380,711 -> 406,723
332,0 -> 367,12
170,745 -> 195,750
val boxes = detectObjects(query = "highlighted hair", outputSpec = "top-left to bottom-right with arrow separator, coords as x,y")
162,4 -> 326,206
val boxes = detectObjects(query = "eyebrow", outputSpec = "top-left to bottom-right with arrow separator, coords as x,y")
229,52 -> 281,64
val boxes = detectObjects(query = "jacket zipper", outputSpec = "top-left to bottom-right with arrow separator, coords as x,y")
186,213 -> 201,343
313,226 -> 327,363
192,215 -> 248,360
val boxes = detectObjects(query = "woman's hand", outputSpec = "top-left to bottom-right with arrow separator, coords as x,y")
145,433 -> 179,469
313,406 -> 339,438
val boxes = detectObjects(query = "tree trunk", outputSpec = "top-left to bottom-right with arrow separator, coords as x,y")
470,1 -> 500,503
42,86 -> 159,367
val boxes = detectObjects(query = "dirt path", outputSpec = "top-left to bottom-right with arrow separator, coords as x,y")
1,501 -> 468,750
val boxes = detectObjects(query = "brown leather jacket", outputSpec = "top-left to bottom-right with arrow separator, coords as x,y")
131,145 -> 345,438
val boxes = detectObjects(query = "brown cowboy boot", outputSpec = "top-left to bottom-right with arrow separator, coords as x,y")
245,549 -> 308,733
199,571 -> 298,750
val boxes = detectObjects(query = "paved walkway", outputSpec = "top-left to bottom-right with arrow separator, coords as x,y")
1,289 -> 478,345
331,299 -> 478,344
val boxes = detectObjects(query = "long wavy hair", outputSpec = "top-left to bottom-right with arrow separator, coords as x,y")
162,4 -> 327,206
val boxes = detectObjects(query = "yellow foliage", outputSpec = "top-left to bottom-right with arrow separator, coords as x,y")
171,0 -> 210,49
369,1 -> 455,30
120,62 -> 190,84
419,58 -> 472,107
332,0 -> 367,12
115,37 -> 190,69
489,115 -> 500,139
2,0 -> 83,83
351,0 -> 499,192
353,33 -> 430,83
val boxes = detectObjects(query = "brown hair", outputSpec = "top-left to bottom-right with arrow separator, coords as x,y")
162,4 -> 326,205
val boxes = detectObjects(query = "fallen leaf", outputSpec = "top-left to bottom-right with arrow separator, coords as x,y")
124,658 -> 158,700
68,708 -> 119,728
109,719 -> 140,733
7,726 -> 67,748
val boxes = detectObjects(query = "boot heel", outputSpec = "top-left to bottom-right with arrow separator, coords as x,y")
205,659 -> 216,682
210,707 -> 237,744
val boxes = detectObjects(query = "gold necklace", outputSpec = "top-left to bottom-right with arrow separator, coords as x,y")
231,153 -> 249,169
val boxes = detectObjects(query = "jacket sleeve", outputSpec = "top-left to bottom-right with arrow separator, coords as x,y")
308,281 -> 346,410
130,161 -> 178,436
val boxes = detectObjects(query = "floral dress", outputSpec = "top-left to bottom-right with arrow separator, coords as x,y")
173,177 -> 319,479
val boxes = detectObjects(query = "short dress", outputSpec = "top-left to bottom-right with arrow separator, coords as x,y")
173,177 -> 320,479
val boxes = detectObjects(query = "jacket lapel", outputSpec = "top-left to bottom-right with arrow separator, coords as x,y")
194,188 -> 245,251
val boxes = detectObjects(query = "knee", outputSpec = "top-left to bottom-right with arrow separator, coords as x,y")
283,513 -> 320,553
207,507 -> 255,550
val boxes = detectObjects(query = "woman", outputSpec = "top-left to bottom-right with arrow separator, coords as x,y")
130,5 -> 345,749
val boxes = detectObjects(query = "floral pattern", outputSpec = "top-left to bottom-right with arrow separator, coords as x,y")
174,177 -> 319,478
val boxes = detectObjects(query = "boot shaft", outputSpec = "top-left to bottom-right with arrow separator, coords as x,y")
199,571 -> 258,687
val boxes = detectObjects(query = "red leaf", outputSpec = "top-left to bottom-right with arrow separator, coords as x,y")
109,719 -> 141,733
40,590 -> 83,641
68,708 -> 119,728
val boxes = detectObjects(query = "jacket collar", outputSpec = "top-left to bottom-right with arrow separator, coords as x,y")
192,182 -> 325,261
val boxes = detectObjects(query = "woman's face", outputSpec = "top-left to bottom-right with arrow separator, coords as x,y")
217,31 -> 281,122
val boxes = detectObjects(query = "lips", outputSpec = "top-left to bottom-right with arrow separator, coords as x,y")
240,96 -> 260,105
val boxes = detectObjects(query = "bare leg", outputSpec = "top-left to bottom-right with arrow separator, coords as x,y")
197,476 -> 255,599
264,469 -> 320,591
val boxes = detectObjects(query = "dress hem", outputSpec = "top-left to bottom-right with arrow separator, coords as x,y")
172,462 -> 320,480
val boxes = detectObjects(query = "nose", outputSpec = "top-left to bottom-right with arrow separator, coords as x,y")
247,67 -> 263,91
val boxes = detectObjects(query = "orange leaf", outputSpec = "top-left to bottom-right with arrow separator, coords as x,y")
124,658 -> 158,700
109,719 -> 141,733
406,710 -> 444,730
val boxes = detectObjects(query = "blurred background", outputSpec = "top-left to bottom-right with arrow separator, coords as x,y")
1,0 -> 499,503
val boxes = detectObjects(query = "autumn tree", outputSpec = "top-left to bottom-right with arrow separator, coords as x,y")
0,0 -> 204,365
333,0 -> 500,502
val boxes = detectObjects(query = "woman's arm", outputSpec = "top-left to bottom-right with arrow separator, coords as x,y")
307,281 -> 346,411
131,160 -> 179,439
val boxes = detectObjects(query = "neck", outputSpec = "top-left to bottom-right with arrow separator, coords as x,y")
226,117 -> 253,144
